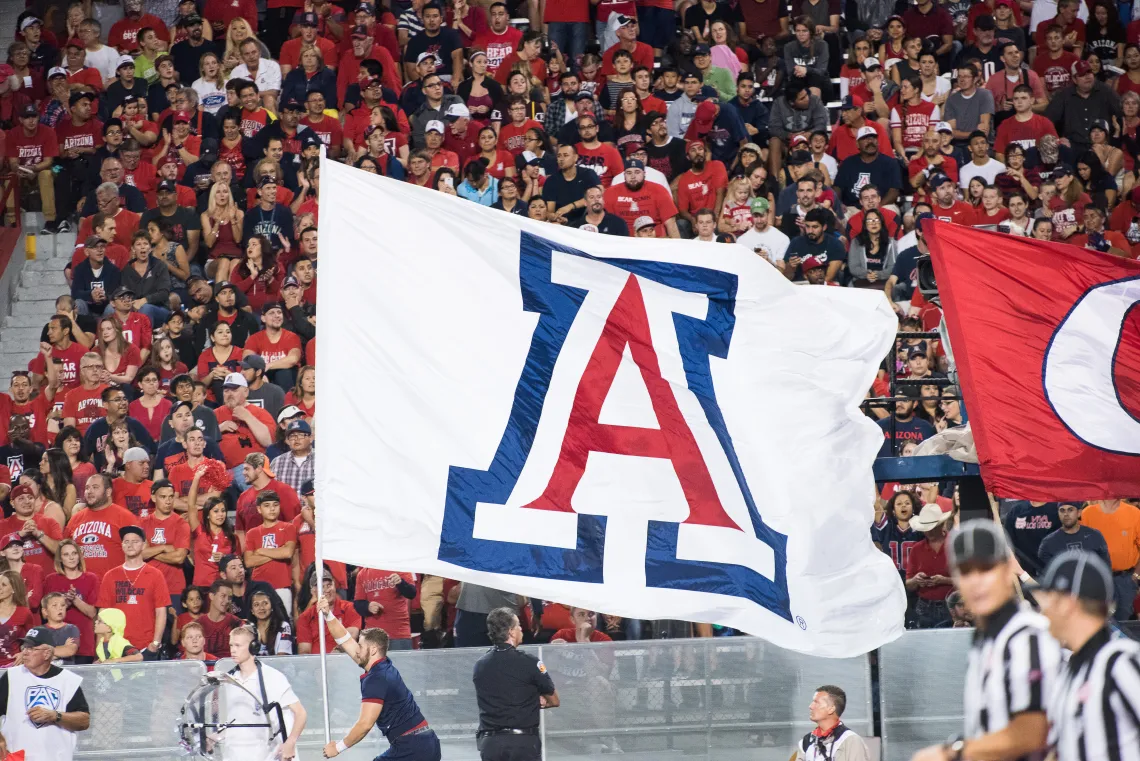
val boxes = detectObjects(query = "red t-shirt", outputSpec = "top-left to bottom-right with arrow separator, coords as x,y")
243,520 -> 298,589
191,525 -> 236,587
0,514 -> 61,574
244,330 -> 302,368
70,242 -> 131,271
550,628 -> 613,643
1050,193 -> 1091,237
4,124 -> 60,167
292,514 -> 347,589
601,42 -> 654,76
1034,17 -> 1086,49
115,310 -> 153,353
675,161 -> 729,215
97,563 -> 172,648
141,511 -> 191,596
10,394 -> 54,446
575,142 -> 624,186
498,119 -> 543,156
66,66 -> 104,93
56,117 -> 104,154
108,15 -> 170,52
493,52 -> 547,85
66,503 -> 139,582
931,200 -> 977,226
198,612 -> 242,655
300,115 -> 344,149
214,404 -> 277,468
236,480 -> 301,534
847,208 -> 901,239
296,597 -> 361,653
62,384 -> 109,433
27,341 -> 88,389
354,568 -> 414,639
279,36 -> 337,71
77,209 -> 141,250
544,0 -> 589,22
904,539 -> 953,601
167,458 -> 231,501
0,608 -> 34,667
974,207 -> 1011,226
472,28 -> 522,72
604,181 -> 679,237
128,397 -> 172,442
994,114 -> 1058,155
1031,51 -> 1079,93
112,478 -> 154,518
43,571 -> 99,657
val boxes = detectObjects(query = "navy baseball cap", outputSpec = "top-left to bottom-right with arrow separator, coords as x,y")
929,172 -> 953,187
624,158 -> 645,170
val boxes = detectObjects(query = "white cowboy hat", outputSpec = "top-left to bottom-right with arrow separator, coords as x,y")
910,503 -> 954,532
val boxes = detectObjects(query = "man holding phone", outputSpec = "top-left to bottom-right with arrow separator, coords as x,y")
735,198 -> 790,272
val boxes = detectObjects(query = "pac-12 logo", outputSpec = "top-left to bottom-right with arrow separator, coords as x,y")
439,232 -> 791,621
26,684 -> 62,711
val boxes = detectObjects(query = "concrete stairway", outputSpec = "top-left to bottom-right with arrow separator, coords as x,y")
0,212 -> 78,381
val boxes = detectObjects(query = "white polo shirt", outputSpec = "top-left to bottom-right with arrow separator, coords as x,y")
221,662 -> 301,761
228,59 -> 282,95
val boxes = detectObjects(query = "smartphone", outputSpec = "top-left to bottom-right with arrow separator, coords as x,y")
443,176 -> 454,188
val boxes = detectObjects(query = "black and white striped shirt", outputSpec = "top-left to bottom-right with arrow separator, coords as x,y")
964,601 -> 1063,760
1049,627 -> 1140,761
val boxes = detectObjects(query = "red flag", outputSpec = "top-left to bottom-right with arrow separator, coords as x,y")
924,220 -> 1140,500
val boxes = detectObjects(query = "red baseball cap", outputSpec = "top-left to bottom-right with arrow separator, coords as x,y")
173,110 -> 191,122
802,256 -> 825,272
1071,60 -> 1092,77
9,484 -> 33,501
1,533 -> 23,550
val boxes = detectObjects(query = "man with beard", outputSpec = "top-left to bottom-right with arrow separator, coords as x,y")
642,111 -> 688,182
1044,59 -> 1121,154
203,281 -> 259,348
835,127 -> 902,210
929,173 -> 976,225
675,139 -> 728,236
569,185 -> 629,235
7,368 -> 57,447
736,198 -> 790,271
109,0 -> 170,54
170,14 -> 219,85
543,144 -> 600,222
784,207 -> 847,283
909,130 -> 959,200
1038,503 -> 1111,570
604,160 -> 680,238
0,416 -> 46,486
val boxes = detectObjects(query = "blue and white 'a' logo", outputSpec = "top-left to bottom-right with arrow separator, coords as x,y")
26,684 -> 61,711
439,232 -> 791,621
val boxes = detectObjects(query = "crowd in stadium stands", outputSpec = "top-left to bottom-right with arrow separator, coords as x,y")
0,0 -> 1137,664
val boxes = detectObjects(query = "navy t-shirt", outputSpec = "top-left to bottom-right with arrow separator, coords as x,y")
361,657 -> 427,741
1037,525 -> 1112,571
872,516 -> 923,573
877,416 -> 935,457
541,167 -> 601,213
891,245 -> 922,299
785,234 -> 848,281
1002,502 -> 1061,576
403,28 -> 463,77
834,153 -> 903,208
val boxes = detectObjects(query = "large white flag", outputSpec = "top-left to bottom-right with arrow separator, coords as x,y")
316,157 -> 906,657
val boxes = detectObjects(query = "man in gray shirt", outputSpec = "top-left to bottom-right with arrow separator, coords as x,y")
455,584 -> 525,648
943,63 -> 995,154
241,355 -> 284,419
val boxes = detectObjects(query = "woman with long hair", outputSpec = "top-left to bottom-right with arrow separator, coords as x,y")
219,113 -> 246,181
505,68 -> 547,120
433,166 -> 460,196
129,367 -> 172,441
456,50 -> 505,125
285,365 -> 316,419
0,538 -> 42,616
966,176 -> 986,208
476,126 -> 516,180
54,426 -> 95,496
188,475 -> 238,587
611,88 -> 644,153
249,582 -> 295,656
0,570 -> 32,667
1005,191 -> 1033,236
194,321 -> 243,403
709,20 -> 745,78
152,336 -> 188,392
518,126 -> 553,175
22,466 -> 68,530
915,383 -> 943,427
1049,168 -> 1092,239
938,385 -> 965,430
95,419 -> 139,475
1077,148 -> 1118,208
97,318 -> 141,386
878,15 -> 907,64
747,163 -> 779,221
1086,0 -> 1125,67
171,585 -> 204,645
872,491 -> 922,576
201,180 -> 244,283
148,216 -> 192,289
43,539 -> 99,664
39,448 -> 77,521
848,209 -> 898,289
222,17 -> 268,74
192,51 -> 227,115
1116,44 -> 1140,98
841,36 -> 874,101
231,234 -> 281,314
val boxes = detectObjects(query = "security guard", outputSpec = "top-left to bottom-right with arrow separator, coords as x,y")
1037,550 -> 1140,761
911,521 -> 1062,761
472,606 -> 560,761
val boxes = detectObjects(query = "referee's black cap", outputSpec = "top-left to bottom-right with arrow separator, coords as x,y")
948,521 -> 1010,569
1037,550 -> 1114,604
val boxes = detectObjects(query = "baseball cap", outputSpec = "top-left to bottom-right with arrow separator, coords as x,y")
0,533 -> 22,550
21,628 -> 55,648
301,480 -> 315,497
117,54 -> 135,69
425,119 -> 445,134
355,1 -> 375,13
915,211 -> 936,226
856,125 -> 878,140
9,484 -> 32,501
287,419 -> 313,435
351,24 -> 370,39
615,13 -> 636,27
157,179 -> 178,194
261,301 -> 283,314
908,345 -> 927,359
995,0 -> 1017,7
1052,163 -> 1074,178
171,399 -> 193,416
177,13 -> 203,26
1071,59 -> 1092,77
948,521 -> 1010,569
111,284 -> 135,299
151,479 -> 173,494
299,11 -> 318,25
522,150 -> 542,166
216,280 -> 237,294
417,51 -> 440,66
124,447 -> 150,463
47,66 -> 67,80
1091,118 -> 1111,133
573,90 -> 595,102
790,134 -> 809,147
633,216 -> 656,231
122,93 -> 139,105
277,405 -> 304,424
1036,550 -> 1114,605
18,103 -> 37,118
750,197 -> 770,214
787,150 -> 813,166
20,17 -> 42,31
445,102 -> 470,119
801,256 -> 825,271
257,174 -> 279,187
282,275 -> 301,289
69,90 -> 93,106
200,138 -> 219,159
66,37 -> 84,49
929,172 -> 953,187
624,158 -> 645,170
241,354 -> 266,372
84,235 -> 105,249
840,94 -> 864,110
740,142 -> 762,155
222,372 -> 248,389
119,525 -> 146,540
935,121 -> 953,134
693,43 -> 711,56
973,14 -> 995,30
300,131 -> 323,149
282,98 -> 303,112
861,56 -> 882,71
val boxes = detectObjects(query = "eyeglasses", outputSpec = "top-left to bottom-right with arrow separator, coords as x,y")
580,123 -> 597,129
424,81 -> 442,88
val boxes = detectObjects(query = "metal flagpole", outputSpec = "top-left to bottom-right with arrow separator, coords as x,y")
314,147 -> 332,746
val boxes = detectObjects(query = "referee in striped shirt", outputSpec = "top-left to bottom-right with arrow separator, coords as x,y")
911,522 -> 1062,761
1037,550 -> 1140,761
